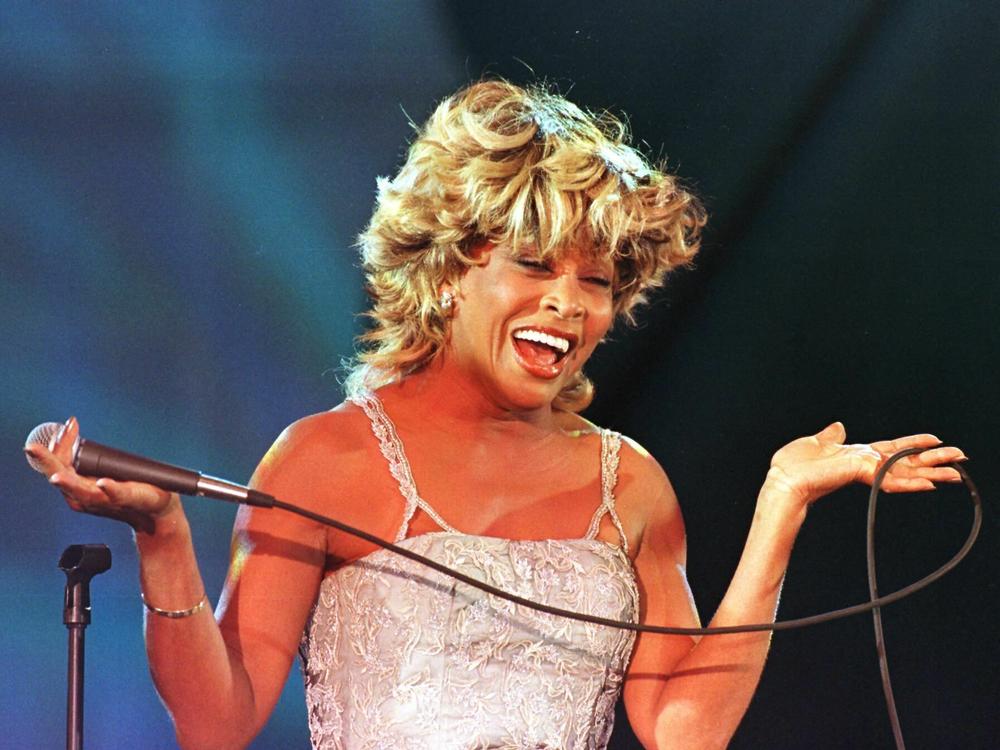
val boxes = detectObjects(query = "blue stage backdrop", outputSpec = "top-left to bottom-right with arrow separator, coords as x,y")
2,3 -> 997,748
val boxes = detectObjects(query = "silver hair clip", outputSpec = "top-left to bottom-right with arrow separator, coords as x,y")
597,144 -> 651,192
526,93 -> 591,140
526,96 -> 651,191
530,108 -> 571,139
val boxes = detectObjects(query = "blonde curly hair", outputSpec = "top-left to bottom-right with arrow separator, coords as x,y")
347,80 -> 706,411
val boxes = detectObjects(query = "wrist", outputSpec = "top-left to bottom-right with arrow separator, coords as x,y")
133,497 -> 190,550
133,501 -> 204,610
756,470 -> 810,530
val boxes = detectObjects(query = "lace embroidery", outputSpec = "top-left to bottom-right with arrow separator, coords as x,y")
349,390 -> 459,541
351,389 -> 627,549
584,431 -> 629,555
302,534 -> 639,750
301,390 -> 640,749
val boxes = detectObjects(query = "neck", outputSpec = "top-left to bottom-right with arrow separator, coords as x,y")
389,355 -> 558,437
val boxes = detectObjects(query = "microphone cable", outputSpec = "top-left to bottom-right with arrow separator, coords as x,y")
863,448 -> 980,750
268,450 -> 980,636
26,424 -> 980,749
264,449 -> 980,750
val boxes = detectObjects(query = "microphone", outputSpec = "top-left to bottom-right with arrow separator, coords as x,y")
24,422 -> 274,508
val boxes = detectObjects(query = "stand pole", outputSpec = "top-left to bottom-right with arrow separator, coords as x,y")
60,544 -> 112,750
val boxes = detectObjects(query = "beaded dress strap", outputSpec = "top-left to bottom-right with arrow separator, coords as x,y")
583,430 -> 629,555
349,390 -> 459,541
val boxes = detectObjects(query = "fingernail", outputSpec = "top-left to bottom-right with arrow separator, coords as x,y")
49,473 -> 63,486
53,422 -> 68,446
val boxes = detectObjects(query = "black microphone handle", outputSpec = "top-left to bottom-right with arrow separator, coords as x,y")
74,439 -> 201,496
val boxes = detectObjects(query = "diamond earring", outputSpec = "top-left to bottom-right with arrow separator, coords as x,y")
439,289 -> 455,314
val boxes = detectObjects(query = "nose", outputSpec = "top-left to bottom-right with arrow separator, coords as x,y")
542,274 -> 585,320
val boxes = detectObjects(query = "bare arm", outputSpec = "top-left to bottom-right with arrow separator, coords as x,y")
29,416 -> 331,750
623,423 -> 966,750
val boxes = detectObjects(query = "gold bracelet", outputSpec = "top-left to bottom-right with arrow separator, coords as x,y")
141,592 -> 209,619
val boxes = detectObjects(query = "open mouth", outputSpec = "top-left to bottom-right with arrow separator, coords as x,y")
511,327 -> 577,375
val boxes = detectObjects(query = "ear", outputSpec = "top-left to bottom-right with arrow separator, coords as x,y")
438,287 -> 456,314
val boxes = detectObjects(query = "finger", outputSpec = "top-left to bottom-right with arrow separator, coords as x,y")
51,416 -> 79,465
870,433 -> 942,454
93,478 -> 139,512
889,465 -> 964,483
880,476 -> 937,493
918,467 -> 964,483
95,478 -> 170,507
817,421 -> 846,443
49,470 -> 110,510
878,447 -> 967,479
49,476 -> 88,512
909,446 -> 967,466
24,443 -> 67,476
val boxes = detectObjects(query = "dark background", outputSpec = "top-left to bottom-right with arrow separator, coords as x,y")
2,2 -> 996,748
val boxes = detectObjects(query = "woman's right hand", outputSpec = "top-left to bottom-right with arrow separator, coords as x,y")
25,417 -> 183,535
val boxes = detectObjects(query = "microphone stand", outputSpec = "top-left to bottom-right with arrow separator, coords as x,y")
59,544 -> 112,750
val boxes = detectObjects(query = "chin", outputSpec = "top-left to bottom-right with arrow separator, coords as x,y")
494,353 -> 579,411
497,376 -> 567,413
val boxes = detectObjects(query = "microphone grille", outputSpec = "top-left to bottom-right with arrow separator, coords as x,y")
24,422 -> 62,473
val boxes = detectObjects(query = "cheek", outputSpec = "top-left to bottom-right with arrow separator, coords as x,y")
451,281 -> 523,356
579,308 -> 613,359
589,298 -> 614,339
574,310 -> 613,364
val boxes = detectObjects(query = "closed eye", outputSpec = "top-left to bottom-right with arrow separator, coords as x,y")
516,258 -> 550,271
514,256 -> 611,288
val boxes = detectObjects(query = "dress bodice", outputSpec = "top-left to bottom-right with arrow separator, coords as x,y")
300,392 -> 639,749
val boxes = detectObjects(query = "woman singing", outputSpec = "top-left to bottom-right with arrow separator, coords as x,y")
27,80 -> 965,749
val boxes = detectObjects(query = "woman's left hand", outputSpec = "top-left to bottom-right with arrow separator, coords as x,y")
764,422 -> 967,509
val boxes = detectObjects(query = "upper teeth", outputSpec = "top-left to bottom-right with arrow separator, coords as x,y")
513,329 -> 570,353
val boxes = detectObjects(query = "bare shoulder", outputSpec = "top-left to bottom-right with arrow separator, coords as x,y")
618,434 -> 675,502
613,431 -> 686,562
241,400 -> 404,560
556,407 -> 679,502
247,401 -> 377,516
254,401 -> 370,472
555,411 -> 676,502
265,400 -> 372,456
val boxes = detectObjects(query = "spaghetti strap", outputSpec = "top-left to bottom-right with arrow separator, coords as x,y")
583,429 -> 629,555
352,389 -> 627,550
349,390 -> 459,541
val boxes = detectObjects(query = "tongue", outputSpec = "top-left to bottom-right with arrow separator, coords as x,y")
514,338 -> 558,366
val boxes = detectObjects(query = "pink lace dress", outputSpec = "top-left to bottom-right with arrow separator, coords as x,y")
300,391 -> 639,749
